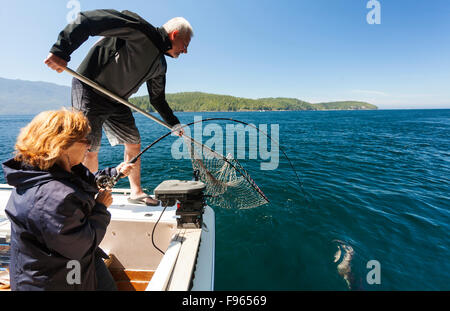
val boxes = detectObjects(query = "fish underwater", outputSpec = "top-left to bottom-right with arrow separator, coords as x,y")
333,240 -> 363,290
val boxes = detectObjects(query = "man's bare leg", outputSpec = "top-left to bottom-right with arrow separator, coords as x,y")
84,151 -> 99,173
125,143 -> 159,205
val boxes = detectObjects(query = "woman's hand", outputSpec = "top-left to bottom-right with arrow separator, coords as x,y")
116,162 -> 135,178
96,189 -> 113,207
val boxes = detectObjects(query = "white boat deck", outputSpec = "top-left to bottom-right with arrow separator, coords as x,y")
0,183 -> 215,291
107,188 -> 178,223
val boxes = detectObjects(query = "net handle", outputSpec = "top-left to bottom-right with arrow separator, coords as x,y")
65,68 -> 269,204
65,67 -> 211,152
65,68 -> 249,171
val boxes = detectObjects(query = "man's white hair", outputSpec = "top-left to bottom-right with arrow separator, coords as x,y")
162,17 -> 194,38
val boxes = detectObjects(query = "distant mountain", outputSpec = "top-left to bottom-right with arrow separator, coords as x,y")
0,77 -> 377,115
0,77 -> 71,115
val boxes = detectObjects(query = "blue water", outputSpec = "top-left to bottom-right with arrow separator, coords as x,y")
0,110 -> 449,290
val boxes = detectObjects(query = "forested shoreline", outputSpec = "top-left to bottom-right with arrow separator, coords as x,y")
130,92 -> 377,112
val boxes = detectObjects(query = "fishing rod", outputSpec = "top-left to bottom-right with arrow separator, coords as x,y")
65,67 -> 230,159
95,131 -> 170,189
97,117 -> 308,201
64,68 -> 269,201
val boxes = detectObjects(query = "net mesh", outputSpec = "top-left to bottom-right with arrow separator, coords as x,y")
184,136 -> 269,209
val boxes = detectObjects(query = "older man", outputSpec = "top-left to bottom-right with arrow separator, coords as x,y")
45,9 -> 192,205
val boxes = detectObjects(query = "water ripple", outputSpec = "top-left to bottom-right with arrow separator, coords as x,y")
1,110 -> 449,290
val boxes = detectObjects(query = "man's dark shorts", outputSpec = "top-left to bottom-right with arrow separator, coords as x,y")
71,78 -> 141,152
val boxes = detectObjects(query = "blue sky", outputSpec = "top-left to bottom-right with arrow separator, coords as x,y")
0,0 -> 449,109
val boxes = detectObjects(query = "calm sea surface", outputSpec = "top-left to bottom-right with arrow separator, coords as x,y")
1,110 -> 449,290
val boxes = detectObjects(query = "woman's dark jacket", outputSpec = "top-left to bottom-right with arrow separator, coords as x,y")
2,158 -> 116,290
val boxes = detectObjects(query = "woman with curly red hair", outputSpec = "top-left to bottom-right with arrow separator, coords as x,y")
2,109 -> 134,290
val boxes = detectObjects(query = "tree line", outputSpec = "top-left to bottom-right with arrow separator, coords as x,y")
129,92 -> 377,112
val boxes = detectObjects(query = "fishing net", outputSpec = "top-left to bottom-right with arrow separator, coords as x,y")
184,136 -> 269,209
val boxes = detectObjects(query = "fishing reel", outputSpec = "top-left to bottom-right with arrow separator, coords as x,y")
96,174 -> 120,190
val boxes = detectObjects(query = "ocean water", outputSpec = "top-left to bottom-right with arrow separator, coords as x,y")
0,109 -> 449,290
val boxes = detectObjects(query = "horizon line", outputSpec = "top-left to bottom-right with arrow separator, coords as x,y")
1,76 -> 449,109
